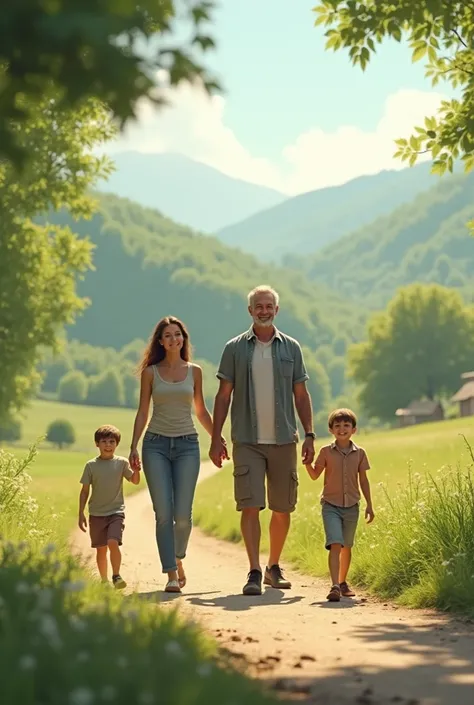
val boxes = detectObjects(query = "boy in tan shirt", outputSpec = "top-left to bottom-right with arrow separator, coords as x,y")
306,409 -> 374,602
79,425 -> 140,588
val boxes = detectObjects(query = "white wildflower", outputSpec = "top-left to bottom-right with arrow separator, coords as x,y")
63,580 -> 86,592
37,588 -> 54,610
441,560 -> 451,567
410,539 -> 418,546
76,651 -> 90,663
39,614 -> 62,649
16,581 -> 30,594
69,687 -> 95,705
165,640 -> 183,657
19,655 -> 36,670
69,615 -> 87,632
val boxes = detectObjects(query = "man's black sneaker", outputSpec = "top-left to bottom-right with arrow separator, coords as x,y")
264,564 -> 292,589
242,569 -> 262,595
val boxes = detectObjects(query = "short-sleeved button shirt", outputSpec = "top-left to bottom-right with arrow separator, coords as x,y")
314,442 -> 370,508
216,325 -> 309,445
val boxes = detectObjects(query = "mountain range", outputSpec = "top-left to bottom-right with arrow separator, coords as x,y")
48,193 -> 363,364
97,151 -> 287,233
217,162 -> 449,262
297,169 -> 474,307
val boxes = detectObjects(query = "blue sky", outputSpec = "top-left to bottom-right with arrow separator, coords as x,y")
112,0 -> 448,194
205,0 -> 429,159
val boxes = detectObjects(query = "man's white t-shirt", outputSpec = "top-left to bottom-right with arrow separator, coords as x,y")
251,336 -> 276,444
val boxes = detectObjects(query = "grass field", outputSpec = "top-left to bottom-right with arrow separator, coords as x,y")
10,398 -> 219,456
2,398 -> 221,536
3,446 -> 143,535
193,417 -> 474,612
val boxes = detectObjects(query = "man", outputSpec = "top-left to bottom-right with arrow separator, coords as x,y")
209,285 -> 315,595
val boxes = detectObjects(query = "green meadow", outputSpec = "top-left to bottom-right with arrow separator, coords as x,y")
194,417 -> 474,613
3,398 -> 222,534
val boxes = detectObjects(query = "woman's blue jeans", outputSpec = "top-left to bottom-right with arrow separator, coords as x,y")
142,431 -> 200,573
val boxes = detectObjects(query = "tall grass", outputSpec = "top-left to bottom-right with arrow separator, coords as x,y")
353,438 -> 474,613
194,431 -> 474,615
0,448 -> 277,705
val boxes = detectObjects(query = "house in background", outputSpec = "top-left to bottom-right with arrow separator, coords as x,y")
451,372 -> 474,417
395,399 -> 445,427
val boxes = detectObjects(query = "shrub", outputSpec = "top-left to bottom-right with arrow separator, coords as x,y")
0,540 -> 275,705
327,357 -> 346,398
122,372 -> 139,409
352,439 -> 474,614
58,371 -> 88,404
39,354 -> 73,394
46,420 -> 76,449
0,447 -> 40,535
87,370 -> 125,407
302,348 -> 331,415
0,417 -> 22,443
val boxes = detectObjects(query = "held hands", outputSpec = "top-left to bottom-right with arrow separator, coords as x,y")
209,436 -> 230,468
304,463 -> 318,481
129,448 -> 141,471
301,436 -> 315,466
78,512 -> 87,533
365,505 -> 375,524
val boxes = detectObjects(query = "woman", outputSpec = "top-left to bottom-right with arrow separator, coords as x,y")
129,316 -> 227,593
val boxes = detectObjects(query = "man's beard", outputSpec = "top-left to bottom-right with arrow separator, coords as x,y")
252,315 -> 274,328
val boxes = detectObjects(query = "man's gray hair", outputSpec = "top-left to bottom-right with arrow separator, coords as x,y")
247,285 -> 280,308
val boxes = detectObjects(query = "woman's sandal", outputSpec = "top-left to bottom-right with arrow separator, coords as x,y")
165,580 -> 181,593
177,562 -> 186,589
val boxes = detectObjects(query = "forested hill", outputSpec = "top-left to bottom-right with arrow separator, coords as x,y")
48,194 -> 364,363
297,170 -> 474,307
217,162 -> 440,262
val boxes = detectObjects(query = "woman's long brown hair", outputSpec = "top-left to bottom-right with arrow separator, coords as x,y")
137,316 -> 192,374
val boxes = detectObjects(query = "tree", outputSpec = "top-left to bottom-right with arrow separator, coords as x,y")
38,351 -> 73,394
0,417 -> 22,444
87,370 -> 125,408
348,284 -> 474,421
58,371 -> 89,405
123,372 -> 139,409
328,357 -> 346,398
314,2 -> 474,178
0,92 -> 113,423
0,1 -> 218,165
302,347 -> 331,415
46,419 -> 76,449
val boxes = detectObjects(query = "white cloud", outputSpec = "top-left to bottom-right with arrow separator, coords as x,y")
107,80 -> 448,196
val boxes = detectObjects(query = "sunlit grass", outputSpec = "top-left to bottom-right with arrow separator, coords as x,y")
194,418 -> 474,612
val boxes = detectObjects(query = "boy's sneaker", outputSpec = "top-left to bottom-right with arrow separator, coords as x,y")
339,581 -> 355,597
327,584 -> 341,602
242,569 -> 262,595
112,574 -> 127,590
264,564 -> 292,589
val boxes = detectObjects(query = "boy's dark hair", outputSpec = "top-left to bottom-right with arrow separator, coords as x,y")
328,408 -> 357,429
94,425 -> 121,444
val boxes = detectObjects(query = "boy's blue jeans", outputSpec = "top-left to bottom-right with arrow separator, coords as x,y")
142,431 -> 200,573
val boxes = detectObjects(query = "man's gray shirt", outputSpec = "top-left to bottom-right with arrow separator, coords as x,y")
217,326 -> 309,445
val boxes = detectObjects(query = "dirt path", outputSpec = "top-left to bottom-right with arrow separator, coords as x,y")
72,463 -> 474,705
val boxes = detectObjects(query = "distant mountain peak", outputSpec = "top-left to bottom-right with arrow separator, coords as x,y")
98,151 -> 287,233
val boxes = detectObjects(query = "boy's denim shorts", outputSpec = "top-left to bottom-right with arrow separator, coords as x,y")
322,501 -> 359,550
